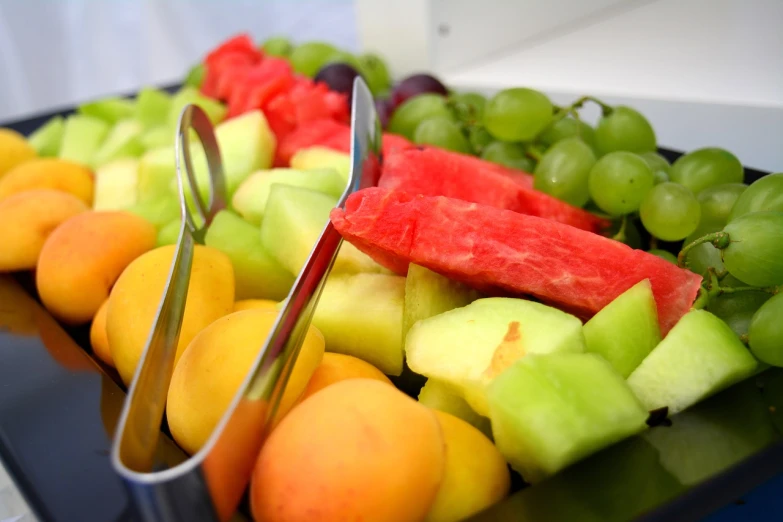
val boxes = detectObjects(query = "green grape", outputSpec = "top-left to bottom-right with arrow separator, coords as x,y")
413,117 -> 471,154
324,49 -> 361,69
481,141 -> 535,171
653,171 -> 669,184
261,36 -> 294,57
483,88 -> 553,142
183,63 -> 205,88
467,126 -> 494,155
648,249 -> 678,264
728,173 -> 783,221
639,182 -> 701,241
588,151 -> 655,216
640,151 -> 671,184
534,138 -> 596,207
449,92 -> 487,123
707,290 -> 772,338
538,117 -> 596,150
698,183 -> 747,226
594,106 -> 656,155
289,41 -> 338,77
388,94 -> 453,141
722,211 -> 783,287
685,242 -> 724,278
670,147 -> 744,195
357,53 -> 392,96
749,293 -> 783,366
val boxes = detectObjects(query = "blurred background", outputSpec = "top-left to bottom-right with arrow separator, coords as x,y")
0,0 -> 780,170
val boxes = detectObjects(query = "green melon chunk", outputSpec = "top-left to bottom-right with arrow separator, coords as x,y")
290,146 -> 351,183
167,86 -> 226,128
627,309 -> 758,415
312,273 -> 406,376
78,96 -> 135,124
93,158 -> 139,211
126,197 -> 179,229
232,168 -> 345,226
135,87 -> 172,129
139,126 -> 174,151
583,279 -> 661,378
403,263 -> 482,341
92,119 -> 144,167
205,210 -> 295,301
28,116 -> 64,157
487,352 -> 649,483
58,115 -> 110,166
406,297 -> 586,416
418,378 -> 491,438
137,146 -> 176,203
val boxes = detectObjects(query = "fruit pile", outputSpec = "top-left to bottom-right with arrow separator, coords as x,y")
1,31 -> 782,522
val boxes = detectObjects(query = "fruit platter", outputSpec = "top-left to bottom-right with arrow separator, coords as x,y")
1,33 -> 783,522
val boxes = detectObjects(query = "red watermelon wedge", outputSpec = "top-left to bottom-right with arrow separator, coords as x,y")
330,187 -> 702,335
380,147 -> 608,233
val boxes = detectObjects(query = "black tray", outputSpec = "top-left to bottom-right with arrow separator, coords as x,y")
1,94 -> 782,522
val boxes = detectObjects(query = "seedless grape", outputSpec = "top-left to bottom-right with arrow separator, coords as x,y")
670,147 -> 744,195
594,106 -> 656,155
722,211 -> 783,287
538,117 -> 596,150
534,138 -> 596,207
728,173 -> 783,221
707,291 -> 772,339
588,151 -> 655,216
481,141 -> 535,172
639,182 -> 701,241
388,94 -> 453,141
483,88 -> 553,142
413,117 -> 471,154
749,293 -> 783,366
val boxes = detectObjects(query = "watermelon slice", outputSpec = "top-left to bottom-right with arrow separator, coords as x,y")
380,147 -> 608,233
330,188 -> 703,335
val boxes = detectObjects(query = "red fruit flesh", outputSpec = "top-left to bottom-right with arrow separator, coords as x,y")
330,187 -> 702,335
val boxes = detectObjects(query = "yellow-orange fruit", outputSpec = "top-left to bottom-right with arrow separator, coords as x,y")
300,352 -> 392,401
0,158 -> 93,205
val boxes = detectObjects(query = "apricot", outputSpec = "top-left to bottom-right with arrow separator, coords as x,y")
0,189 -> 88,272
250,379 -> 446,522
0,158 -> 93,205
36,211 -> 156,325
300,352 -> 392,401
107,244 -> 234,386
0,128 -> 36,178
90,298 -> 113,367
233,298 -> 279,313
425,410 -> 511,522
167,308 -> 325,455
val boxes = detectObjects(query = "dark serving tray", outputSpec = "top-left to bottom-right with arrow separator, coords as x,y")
1,94 -> 782,522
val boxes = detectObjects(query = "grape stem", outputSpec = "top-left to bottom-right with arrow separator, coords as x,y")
611,215 -> 628,242
677,232 -> 731,268
524,145 -> 543,162
692,267 -> 780,310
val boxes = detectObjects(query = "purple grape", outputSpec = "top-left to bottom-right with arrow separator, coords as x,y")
314,62 -> 361,102
391,73 -> 448,108
375,98 -> 393,129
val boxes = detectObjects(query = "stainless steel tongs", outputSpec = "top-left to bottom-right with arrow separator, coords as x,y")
111,77 -> 381,522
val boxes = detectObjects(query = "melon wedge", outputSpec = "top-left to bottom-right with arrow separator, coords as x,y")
93,158 -> 139,211
290,147 -> 351,183
330,187 -> 703,335
28,116 -> 64,157
418,379 -> 491,438
92,119 -> 144,167
627,309 -> 758,415
59,115 -> 110,166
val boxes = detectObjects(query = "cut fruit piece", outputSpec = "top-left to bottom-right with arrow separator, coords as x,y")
332,241 -> 393,275
583,279 -> 661,378
78,97 -> 136,124
126,197 -> 179,229
418,379 -> 491,438
232,167 -> 345,226
487,352 -> 649,483
139,126 -> 174,151
406,297 -> 585,416
137,147 -> 176,202
312,273 -> 406,375
205,210 -> 295,301
93,158 -> 139,211
627,309 -> 758,415
92,119 -> 144,167
167,86 -> 227,127
290,146 -> 350,183
380,147 -> 608,233
28,116 -> 65,157
403,263 -> 482,341
331,187 -> 703,335
134,87 -> 172,129
58,115 -> 110,166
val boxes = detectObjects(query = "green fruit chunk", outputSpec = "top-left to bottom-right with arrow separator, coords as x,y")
483,87 -> 553,142
183,63 -> 205,88
749,293 -> 783,366
627,309 -> 758,415
728,172 -> 783,221
388,94 -> 452,141
135,87 -> 172,130
261,36 -> 293,58
126,197 -> 179,229
583,279 -> 661,378
412,117 -> 471,154
639,182 -> 701,241
357,53 -> 392,96
406,297 -> 585,417
232,167 -> 345,226
480,141 -> 534,172
594,106 -> 656,156
534,137 -> 596,207
167,86 -> 226,128
707,290 -> 772,338
58,115 -> 110,166
289,147 -> 350,182
403,263 -> 481,340
93,158 -> 139,211
313,273 -> 406,375
289,41 -> 338,77
487,352 -> 649,483
205,210 -> 295,301
722,211 -> 783,287
670,147 -> 744,195
28,116 -> 65,157
92,119 -> 144,167
139,126 -> 174,151
418,378 -> 491,438
588,151 -> 655,216
78,96 -> 136,124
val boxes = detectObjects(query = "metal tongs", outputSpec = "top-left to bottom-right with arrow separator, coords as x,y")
111,77 -> 381,522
